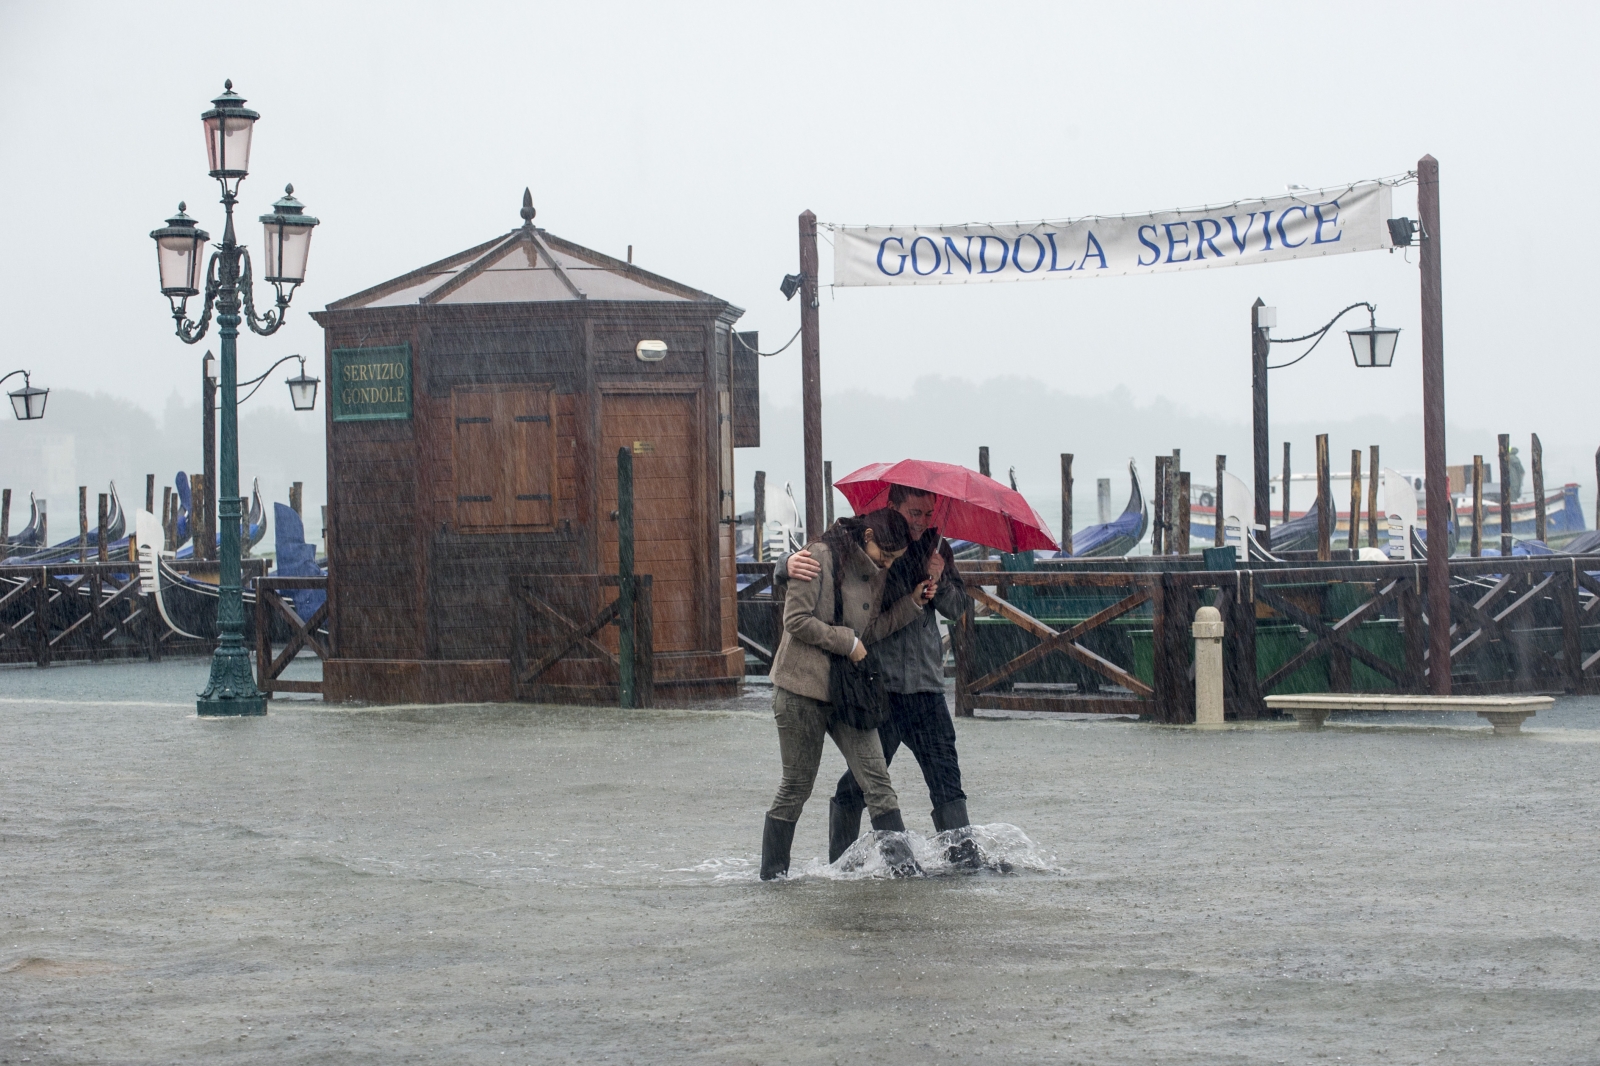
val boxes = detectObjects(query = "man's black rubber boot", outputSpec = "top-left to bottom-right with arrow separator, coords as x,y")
761,814 -> 797,881
869,809 -> 922,877
930,798 -> 970,833
828,798 -> 862,864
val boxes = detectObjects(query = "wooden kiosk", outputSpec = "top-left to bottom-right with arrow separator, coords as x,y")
311,192 -> 757,703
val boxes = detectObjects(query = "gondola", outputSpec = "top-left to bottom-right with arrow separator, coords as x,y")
173,478 -> 267,558
1057,460 -> 1147,558
3,493 -> 44,550
2,483 -> 127,564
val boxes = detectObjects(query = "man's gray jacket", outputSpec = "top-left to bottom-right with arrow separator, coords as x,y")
777,539 -> 966,695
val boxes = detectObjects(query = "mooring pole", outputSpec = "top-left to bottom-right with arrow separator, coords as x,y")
78,486 -> 87,563
1348,449 -> 1363,551
203,352 -> 217,562
617,446 -> 636,709
1060,453 -> 1074,557
1251,298 -> 1271,548
1471,456 -> 1484,557
1315,435 -> 1331,561
1367,445 -> 1381,547
1,489 -> 9,544
1281,442 -> 1292,527
1152,455 -> 1169,555
823,459 -> 834,529
1497,433 -> 1514,556
1214,455 -> 1226,548
798,210 -> 824,541
752,470 -> 766,562
145,474 -> 155,515
1097,478 -> 1111,525
1531,434 -> 1546,543
97,493 -> 108,564
1418,154 -> 1451,694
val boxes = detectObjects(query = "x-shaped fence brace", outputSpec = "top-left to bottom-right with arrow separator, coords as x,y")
253,577 -> 330,696
964,585 -> 1155,699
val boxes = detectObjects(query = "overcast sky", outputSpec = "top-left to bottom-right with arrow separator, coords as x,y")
2,2 -> 1596,507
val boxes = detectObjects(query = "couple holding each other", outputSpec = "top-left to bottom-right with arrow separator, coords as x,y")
760,485 -> 973,880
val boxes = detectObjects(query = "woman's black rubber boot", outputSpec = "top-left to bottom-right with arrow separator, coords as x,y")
869,809 -> 922,877
828,798 -> 862,863
930,798 -> 970,833
760,814 -> 797,881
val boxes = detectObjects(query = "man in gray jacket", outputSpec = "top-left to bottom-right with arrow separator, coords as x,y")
782,485 -> 974,862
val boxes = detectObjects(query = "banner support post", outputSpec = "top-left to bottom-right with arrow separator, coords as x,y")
1251,298 -> 1271,549
799,210 -> 824,540
1418,154 -> 1451,695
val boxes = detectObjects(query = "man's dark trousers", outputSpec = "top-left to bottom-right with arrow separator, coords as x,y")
832,691 -> 965,815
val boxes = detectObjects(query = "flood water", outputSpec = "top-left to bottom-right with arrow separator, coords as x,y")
4,660 -> 1599,1064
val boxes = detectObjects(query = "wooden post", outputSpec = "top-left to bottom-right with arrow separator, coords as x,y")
1348,449 -> 1363,551
1367,445 -> 1381,547
1176,472 -> 1191,556
823,460 -> 834,529
978,447 -> 992,559
1532,434 -> 1546,543
954,602 -> 977,717
1418,154 -> 1451,694
1097,478 -> 1111,524
1315,435 -> 1331,561
752,470 -> 766,562
1559,564 -> 1584,693
1497,433 -> 1514,556
1060,453 -> 1074,557
1214,455 -> 1226,547
1,488 -> 8,544
191,474 -> 206,558
1152,455 -> 1169,555
1251,298 -> 1272,549
798,211 -> 824,541
37,499 -> 45,547
162,487 -> 172,550
78,486 -> 88,562
145,474 -> 155,515
290,481 -> 303,517
635,575 -> 654,708
97,493 -> 108,563
1471,455 -> 1484,556
203,355 -> 217,562
1281,442 -> 1292,526
617,447 -> 636,709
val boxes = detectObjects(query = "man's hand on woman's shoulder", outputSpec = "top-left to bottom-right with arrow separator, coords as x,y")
786,548 -> 822,582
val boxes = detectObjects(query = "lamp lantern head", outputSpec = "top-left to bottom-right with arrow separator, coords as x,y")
150,203 -> 211,313
7,372 -> 48,421
201,80 -> 259,195
285,357 -> 319,411
259,184 -> 319,295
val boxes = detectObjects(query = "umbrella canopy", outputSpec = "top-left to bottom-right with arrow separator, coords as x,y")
834,459 -> 1058,553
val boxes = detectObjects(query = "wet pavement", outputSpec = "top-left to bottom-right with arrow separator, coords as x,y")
4,658 -> 1599,1064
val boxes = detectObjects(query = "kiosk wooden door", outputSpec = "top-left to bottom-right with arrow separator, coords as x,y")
600,391 -> 701,653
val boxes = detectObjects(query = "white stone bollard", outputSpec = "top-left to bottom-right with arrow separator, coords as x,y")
1192,605 -> 1225,725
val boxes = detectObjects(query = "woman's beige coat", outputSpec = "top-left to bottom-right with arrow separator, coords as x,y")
768,540 -> 923,703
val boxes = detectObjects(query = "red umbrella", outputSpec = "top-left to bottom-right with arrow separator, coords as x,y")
834,459 -> 1058,553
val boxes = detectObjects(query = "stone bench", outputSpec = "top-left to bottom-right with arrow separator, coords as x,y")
1263,694 -> 1555,735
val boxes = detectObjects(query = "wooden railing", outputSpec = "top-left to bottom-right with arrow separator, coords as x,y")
510,573 -> 654,705
951,555 -> 1600,722
736,561 -> 782,673
0,562 -> 177,666
253,576 -> 329,698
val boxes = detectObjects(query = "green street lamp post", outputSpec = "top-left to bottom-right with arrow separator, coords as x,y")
150,81 -> 319,717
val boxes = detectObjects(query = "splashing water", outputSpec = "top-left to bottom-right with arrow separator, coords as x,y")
706,823 -> 1058,882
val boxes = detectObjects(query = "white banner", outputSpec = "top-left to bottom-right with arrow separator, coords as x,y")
831,181 -> 1394,287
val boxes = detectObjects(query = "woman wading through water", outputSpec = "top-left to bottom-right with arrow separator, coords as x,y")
761,508 -> 933,880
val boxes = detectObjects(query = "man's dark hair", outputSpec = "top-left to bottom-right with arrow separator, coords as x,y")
888,483 -> 935,507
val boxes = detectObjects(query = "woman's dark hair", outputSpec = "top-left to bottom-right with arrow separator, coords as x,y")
819,507 -> 911,567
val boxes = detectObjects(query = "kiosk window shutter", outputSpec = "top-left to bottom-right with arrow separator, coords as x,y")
452,385 -> 555,532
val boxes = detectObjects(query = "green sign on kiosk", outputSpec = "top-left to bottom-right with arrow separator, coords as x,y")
331,344 -> 412,422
